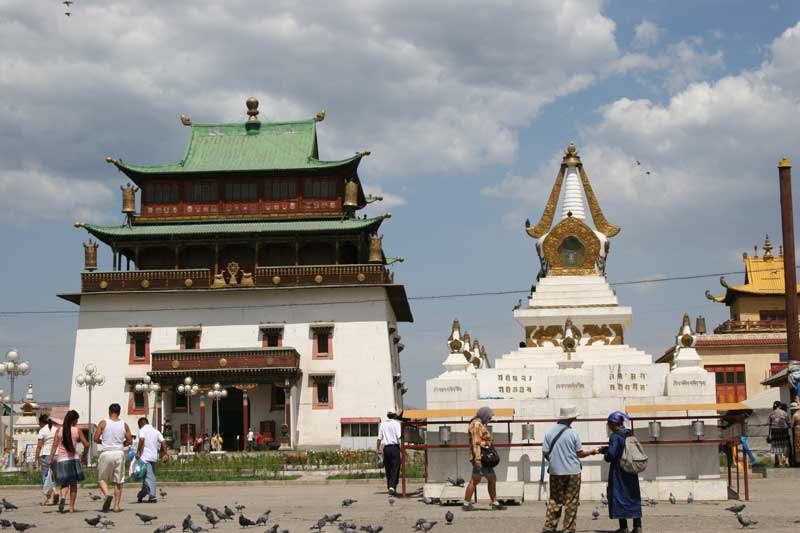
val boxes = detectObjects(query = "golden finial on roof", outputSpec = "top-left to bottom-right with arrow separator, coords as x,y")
180,114 -> 192,126
562,142 -> 581,166
314,110 -> 326,122
763,234 -> 773,259
778,157 -> 792,168
245,97 -> 260,121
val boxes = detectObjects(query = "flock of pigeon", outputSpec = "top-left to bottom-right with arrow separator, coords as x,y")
0,498 -> 38,531
61,1 -> 74,17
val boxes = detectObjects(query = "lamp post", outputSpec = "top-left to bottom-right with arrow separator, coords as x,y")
176,377 -> 199,452
74,363 -> 105,467
1,349 -> 31,469
207,383 -> 227,437
135,376 -> 161,428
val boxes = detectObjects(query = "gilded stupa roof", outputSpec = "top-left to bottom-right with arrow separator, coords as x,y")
706,235 -> 800,304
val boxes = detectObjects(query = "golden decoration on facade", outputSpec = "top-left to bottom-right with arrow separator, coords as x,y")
82,240 -> 99,272
99,280 -> 108,289
218,358 -> 228,368
121,183 -> 139,215
314,110 -> 326,122
272,276 -> 281,285
356,272 -> 366,282
212,262 -> 255,288
527,166 -> 565,239
541,216 -> 601,275
577,164 -> 620,237
527,325 -> 564,347
184,278 -> 193,287
368,234 -> 384,263
314,274 -> 323,284
343,179 -> 359,209
180,114 -> 192,126
171,360 -> 180,369
245,97 -> 259,121
141,279 -> 150,288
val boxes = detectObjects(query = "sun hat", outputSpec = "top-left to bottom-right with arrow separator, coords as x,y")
559,404 -> 580,420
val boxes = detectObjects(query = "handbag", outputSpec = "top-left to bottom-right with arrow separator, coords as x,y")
480,446 -> 500,468
130,458 -> 147,481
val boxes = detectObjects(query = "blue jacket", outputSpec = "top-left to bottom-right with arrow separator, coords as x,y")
603,428 -> 642,519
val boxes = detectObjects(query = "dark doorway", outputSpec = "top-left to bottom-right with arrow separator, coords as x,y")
212,387 -> 247,451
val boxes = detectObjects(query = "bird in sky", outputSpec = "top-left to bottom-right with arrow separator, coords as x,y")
64,12 -> 72,16
63,1 -> 74,5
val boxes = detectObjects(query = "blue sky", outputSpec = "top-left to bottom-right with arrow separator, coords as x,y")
1,1 -> 800,406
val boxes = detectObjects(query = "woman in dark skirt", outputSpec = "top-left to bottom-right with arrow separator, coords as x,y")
49,410 -> 88,513
601,411 -> 642,533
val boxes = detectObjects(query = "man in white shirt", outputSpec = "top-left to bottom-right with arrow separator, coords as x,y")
94,403 -> 132,512
247,428 -> 254,451
135,417 -> 166,504
34,415 -> 58,506
377,411 -> 402,495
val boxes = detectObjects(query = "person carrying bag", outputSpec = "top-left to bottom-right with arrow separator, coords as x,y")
462,407 -> 504,511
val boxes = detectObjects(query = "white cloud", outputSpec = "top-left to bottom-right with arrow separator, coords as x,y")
486,21 -> 800,225
633,20 -> 661,48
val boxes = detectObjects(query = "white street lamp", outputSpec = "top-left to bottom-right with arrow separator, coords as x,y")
135,378 -> 161,429
74,363 -> 104,467
207,382 -> 228,439
1,349 -> 31,469
176,376 -> 199,451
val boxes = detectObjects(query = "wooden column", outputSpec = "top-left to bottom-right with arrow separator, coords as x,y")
174,246 -> 181,270
199,399 -> 206,438
126,256 -> 131,271
135,246 -> 141,270
294,240 -> 300,265
242,391 -> 249,451
281,379 -> 292,449
335,240 -> 340,265
779,157 -> 800,362
254,242 -> 260,268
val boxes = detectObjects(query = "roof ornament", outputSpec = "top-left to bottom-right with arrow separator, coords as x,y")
314,110 -> 326,122
180,114 -> 192,126
121,183 -> 138,226
82,239 -> 99,272
245,97 -> 260,121
368,234 -> 384,263
763,234 -> 773,260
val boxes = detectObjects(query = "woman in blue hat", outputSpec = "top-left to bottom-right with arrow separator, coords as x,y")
600,411 -> 642,533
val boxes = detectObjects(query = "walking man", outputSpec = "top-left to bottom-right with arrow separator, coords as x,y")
541,405 -> 600,533
247,428 -> 254,451
377,411 -> 402,495
94,403 -> 132,513
135,417 -> 166,503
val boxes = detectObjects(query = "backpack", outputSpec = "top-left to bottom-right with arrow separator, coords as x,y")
620,432 -> 648,474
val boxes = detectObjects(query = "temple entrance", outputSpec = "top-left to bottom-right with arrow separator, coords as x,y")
212,387 -> 248,451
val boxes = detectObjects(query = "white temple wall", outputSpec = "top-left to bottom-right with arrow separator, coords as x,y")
68,287 -> 402,449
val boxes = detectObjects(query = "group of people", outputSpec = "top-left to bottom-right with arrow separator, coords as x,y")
34,404 -> 167,513
460,405 -> 642,533
768,398 -> 800,467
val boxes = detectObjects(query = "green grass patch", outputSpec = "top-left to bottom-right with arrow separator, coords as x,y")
327,472 -> 385,480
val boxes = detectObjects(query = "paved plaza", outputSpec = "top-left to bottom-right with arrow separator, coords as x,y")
0,478 -> 796,532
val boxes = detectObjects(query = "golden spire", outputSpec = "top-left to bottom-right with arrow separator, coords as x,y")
778,157 -> 792,168
763,234 -> 773,259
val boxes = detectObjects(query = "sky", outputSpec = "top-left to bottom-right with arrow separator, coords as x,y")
1,1 -> 800,406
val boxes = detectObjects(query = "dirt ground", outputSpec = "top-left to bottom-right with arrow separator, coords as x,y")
0,477 -> 793,532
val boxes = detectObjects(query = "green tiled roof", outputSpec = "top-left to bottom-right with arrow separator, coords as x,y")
81,216 -> 387,244
109,119 -> 363,175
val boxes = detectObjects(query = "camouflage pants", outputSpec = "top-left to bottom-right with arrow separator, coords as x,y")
543,474 -> 581,532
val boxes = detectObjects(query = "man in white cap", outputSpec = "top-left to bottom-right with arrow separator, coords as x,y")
541,404 -> 601,533
377,411 -> 402,495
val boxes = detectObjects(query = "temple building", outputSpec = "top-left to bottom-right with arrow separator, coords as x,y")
426,144 -> 725,500
656,236 -> 794,403
61,98 -> 412,450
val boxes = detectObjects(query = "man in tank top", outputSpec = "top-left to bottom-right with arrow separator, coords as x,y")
94,403 -> 132,513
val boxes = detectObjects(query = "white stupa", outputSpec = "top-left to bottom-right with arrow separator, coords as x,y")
425,143 -> 724,501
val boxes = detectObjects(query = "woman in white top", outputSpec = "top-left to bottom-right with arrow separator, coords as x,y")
34,414 -> 58,506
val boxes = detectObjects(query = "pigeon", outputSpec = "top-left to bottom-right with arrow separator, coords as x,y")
600,493 -> 608,507
255,511 -> 271,525
212,509 -> 230,522
1,501 -> 16,512
420,522 -> 437,532
446,477 -> 465,487
238,514 -> 255,528
359,526 -> 383,533
726,504 -> 746,514
310,518 -> 326,531
0,519 -> 10,529
669,493 -> 677,505
89,492 -> 103,502
325,514 -> 342,523
648,498 -> 658,508
136,514 -> 158,525
445,511 -> 454,525
265,525 -> 279,533
153,526 -> 176,533
188,526 -> 207,533
341,499 -> 357,507
85,516 -> 102,527
11,524 -> 35,533
63,1 -> 73,5
388,497 -> 395,506
64,12 -> 72,16
735,513 -> 758,528
204,509 -> 219,529
234,502 -> 245,512
223,506 -> 235,518
159,490 -> 168,500
414,519 -> 426,529
591,508 -> 600,520
182,515 -> 193,532
338,521 -> 357,531
99,518 -> 115,529
687,492 -> 694,504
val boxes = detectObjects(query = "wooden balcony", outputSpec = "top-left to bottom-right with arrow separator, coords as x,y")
713,319 -> 788,334
81,264 -> 391,293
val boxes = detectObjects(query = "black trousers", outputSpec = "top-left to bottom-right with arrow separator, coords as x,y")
383,444 -> 401,490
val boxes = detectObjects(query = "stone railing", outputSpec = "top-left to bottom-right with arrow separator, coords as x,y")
713,319 -> 788,334
81,264 -> 390,292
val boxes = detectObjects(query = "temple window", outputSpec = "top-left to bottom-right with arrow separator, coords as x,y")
339,242 -> 358,264
557,236 -> 585,267
127,382 -> 148,415
271,384 -> 286,410
759,310 -> 786,321
259,243 -> 295,267
179,328 -> 201,350
145,183 -> 179,204
182,246 -> 213,269
260,326 -> 284,348
188,182 -> 218,203
341,423 -> 378,437
133,391 -> 145,409
224,182 -> 257,202
312,377 -> 333,409
266,180 -> 297,201
299,242 -> 335,265
128,328 -> 151,365
311,325 -> 334,359
138,246 -> 174,270
303,179 -> 337,200
173,391 -> 188,413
